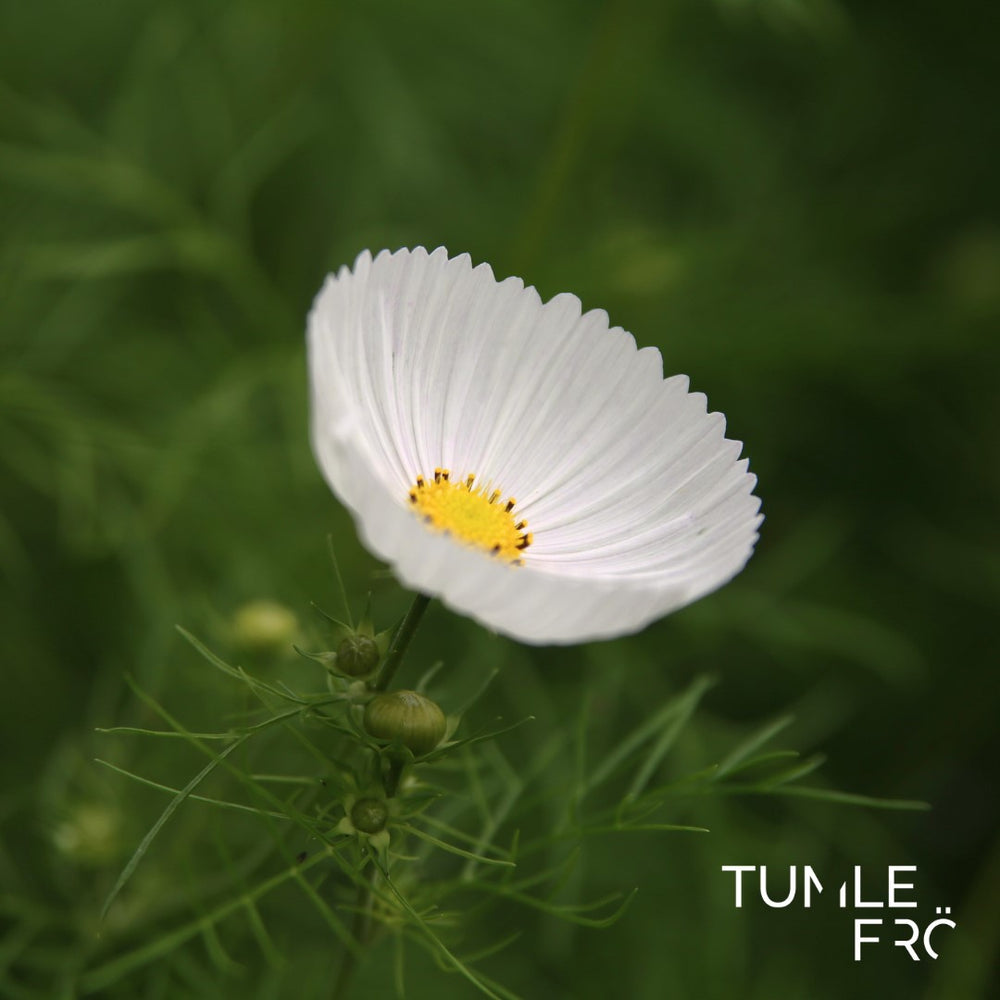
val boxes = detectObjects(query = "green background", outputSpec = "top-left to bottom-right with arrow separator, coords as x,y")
1,0 -> 997,996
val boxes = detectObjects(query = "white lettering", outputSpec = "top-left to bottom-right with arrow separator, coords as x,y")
721,866 -> 756,908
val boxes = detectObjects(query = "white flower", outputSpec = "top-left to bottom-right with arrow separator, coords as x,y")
308,247 -> 761,645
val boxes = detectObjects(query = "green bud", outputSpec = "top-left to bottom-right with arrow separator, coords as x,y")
336,634 -> 380,676
363,690 -> 446,757
51,803 -> 123,866
350,797 -> 389,834
232,600 -> 298,653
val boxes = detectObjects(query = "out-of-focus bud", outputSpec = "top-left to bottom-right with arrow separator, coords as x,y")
336,634 -> 380,676
363,690 -> 446,756
51,803 -> 123,866
934,227 -> 1000,315
232,600 -> 298,653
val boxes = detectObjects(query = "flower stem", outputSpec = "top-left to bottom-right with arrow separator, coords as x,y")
331,861 -> 376,1000
334,594 -> 427,998
332,762 -> 410,998
383,756 -> 405,797
374,593 -> 430,692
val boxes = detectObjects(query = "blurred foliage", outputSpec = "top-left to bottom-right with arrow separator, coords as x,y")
0,0 -> 997,996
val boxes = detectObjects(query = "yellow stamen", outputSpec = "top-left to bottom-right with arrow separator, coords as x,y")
408,470 -> 531,563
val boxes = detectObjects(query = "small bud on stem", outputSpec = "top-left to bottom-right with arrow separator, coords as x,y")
336,634 -> 380,676
349,797 -> 389,834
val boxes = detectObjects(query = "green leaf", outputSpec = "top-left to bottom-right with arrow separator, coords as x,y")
584,676 -> 717,798
99,735 -> 249,923
712,715 -> 795,780
82,851 -> 344,994
372,856 -> 514,1000
399,824 -> 515,868
624,675 -> 714,802
93,758 -> 291,821
423,716 -> 535,762
754,786 -> 930,810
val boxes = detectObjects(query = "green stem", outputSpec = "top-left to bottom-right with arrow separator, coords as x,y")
374,593 -> 430,692
331,861 -> 375,1000
332,761 -> 409,999
334,594 -> 427,998
384,757 -> 405,798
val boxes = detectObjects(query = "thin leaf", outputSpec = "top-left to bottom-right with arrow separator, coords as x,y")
399,825 -> 515,868
410,812 -> 506,852
81,851 -> 341,994
176,626 -> 307,705
373,856 -> 510,1000
94,758 -> 290,821
756,754 -> 828,788
415,660 -> 446,695
96,726 -> 234,740
448,667 -> 500,716
123,675 -> 338,846
717,749 -> 802,778
99,736 -> 249,923
755,786 -> 930,810
326,535 -> 354,627
585,676 -> 718,796
473,882 -> 638,928
394,931 -> 407,999
423,717 -> 535,762
570,822 -> 708,837
712,715 -> 795,780
309,600 -> 352,632
625,675 -> 713,801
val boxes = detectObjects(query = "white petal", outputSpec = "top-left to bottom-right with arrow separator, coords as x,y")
308,247 -> 762,645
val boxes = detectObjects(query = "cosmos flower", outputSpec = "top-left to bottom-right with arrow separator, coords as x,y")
308,247 -> 761,645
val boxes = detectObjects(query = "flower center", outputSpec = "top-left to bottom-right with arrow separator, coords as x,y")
408,469 -> 532,564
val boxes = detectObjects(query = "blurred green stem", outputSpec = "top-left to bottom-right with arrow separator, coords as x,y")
384,757 -> 405,797
332,762 -> 408,998
335,592 -> 427,997
332,863 -> 375,1000
374,594 -> 430,692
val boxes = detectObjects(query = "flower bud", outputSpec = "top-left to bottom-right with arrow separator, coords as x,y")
336,634 -> 380,676
51,803 -> 123,866
363,690 -> 446,756
232,600 -> 298,653
350,797 -> 389,834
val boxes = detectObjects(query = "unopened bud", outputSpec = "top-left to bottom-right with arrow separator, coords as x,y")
336,634 -> 380,676
232,600 -> 298,653
363,690 -> 446,756
350,797 -> 389,834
